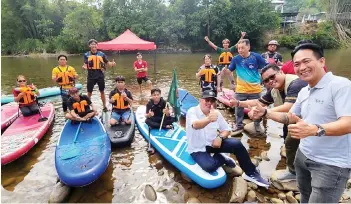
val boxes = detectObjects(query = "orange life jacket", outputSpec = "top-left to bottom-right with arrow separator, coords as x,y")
200,67 -> 217,83
87,53 -> 105,69
112,93 -> 130,110
56,66 -> 75,86
218,52 -> 233,65
72,100 -> 89,113
16,86 -> 36,105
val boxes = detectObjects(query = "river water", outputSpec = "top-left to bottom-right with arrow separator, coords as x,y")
1,49 -> 351,203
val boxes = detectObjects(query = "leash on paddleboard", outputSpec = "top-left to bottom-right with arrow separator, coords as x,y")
35,98 -> 48,122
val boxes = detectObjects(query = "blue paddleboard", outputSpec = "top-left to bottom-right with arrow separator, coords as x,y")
135,106 -> 226,189
178,88 -> 199,117
55,117 -> 111,187
1,83 -> 83,104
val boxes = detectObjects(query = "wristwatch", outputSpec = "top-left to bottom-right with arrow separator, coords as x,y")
315,124 -> 326,137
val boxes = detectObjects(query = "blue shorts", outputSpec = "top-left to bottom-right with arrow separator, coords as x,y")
111,110 -> 131,121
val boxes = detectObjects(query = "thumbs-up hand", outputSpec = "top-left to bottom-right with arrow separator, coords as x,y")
241,31 -> 246,38
288,113 -> 316,139
148,110 -> 154,118
248,102 -> 266,120
204,36 -> 209,42
208,106 -> 218,122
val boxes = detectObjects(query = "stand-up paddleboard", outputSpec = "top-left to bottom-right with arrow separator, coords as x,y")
217,88 -> 250,114
55,117 -> 111,187
1,102 -> 19,131
101,108 -> 135,147
178,89 -> 199,117
135,106 -> 226,189
1,84 -> 83,104
1,103 -> 55,165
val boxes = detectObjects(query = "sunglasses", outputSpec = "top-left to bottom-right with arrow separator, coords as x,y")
204,98 -> 216,103
262,72 -> 278,84
17,80 -> 26,82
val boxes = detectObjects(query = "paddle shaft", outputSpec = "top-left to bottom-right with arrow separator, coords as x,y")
73,122 -> 82,143
159,102 -> 169,131
35,98 -> 48,121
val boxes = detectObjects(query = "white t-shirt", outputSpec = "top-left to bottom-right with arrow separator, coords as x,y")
186,105 -> 230,154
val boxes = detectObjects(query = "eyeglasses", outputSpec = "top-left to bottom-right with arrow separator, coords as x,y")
17,80 -> 26,82
204,98 -> 216,103
262,72 -> 278,84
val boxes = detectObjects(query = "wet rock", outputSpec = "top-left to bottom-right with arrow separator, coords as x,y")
244,122 -> 265,137
229,177 -> 248,203
171,184 -> 179,194
231,129 -> 243,137
347,179 -> 351,189
181,173 -> 192,183
155,160 -> 163,169
260,151 -> 270,161
169,172 -> 175,179
223,165 -> 243,177
286,194 -> 298,203
183,183 -> 192,190
48,182 -> 71,203
246,190 -> 256,202
280,145 -> 286,158
2,177 -> 16,187
271,198 -> 284,203
144,184 -> 157,201
184,192 -> 190,202
278,192 -> 286,200
286,191 -> 294,197
251,158 -> 259,167
254,156 -> 262,161
243,119 -> 253,126
247,182 -> 258,190
271,171 -> 298,191
205,194 -> 214,199
295,194 -> 301,202
187,197 -> 201,203
256,192 -> 265,203
156,186 -> 168,192
95,190 -> 107,198
158,170 -> 164,176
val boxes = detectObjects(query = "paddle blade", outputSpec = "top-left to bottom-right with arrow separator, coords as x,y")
38,117 -> 48,122
60,147 -> 80,160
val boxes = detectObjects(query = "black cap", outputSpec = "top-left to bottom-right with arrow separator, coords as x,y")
88,39 -> 98,45
201,90 -> 216,99
115,76 -> 125,82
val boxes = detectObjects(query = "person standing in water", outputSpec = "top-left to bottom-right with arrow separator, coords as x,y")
134,52 -> 152,94
82,39 -> 116,112
204,31 -> 246,91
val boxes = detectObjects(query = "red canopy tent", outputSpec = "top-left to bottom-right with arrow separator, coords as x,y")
98,29 -> 156,50
98,29 -> 157,72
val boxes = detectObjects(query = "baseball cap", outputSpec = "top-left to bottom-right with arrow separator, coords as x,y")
268,40 -> 279,46
88,39 -> 98,45
115,76 -> 125,82
201,90 -> 216,99
136,52 -> 142,56
69,87 -> 79,94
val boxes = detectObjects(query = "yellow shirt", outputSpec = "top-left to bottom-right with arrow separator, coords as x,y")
52,65 -> 77,89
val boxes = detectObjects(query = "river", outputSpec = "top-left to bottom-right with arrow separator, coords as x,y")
1,49 -> 351,203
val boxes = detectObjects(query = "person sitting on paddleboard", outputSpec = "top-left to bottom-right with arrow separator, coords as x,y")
261,40 -> 283,66
13,75 -> 40,117
196,54 -> 219,95
204,31 -> 246,92
134,52 -> 152,93
65,87 -> 97,123
145,88 -> 175,129
186,90 -> 270,188
52,54 -> 78,113
108,76 -> 133,126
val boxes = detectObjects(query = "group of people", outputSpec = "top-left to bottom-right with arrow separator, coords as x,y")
12,35 -> 351,203
189,33 -> 351,202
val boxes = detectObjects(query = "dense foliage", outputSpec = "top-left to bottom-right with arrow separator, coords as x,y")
1,0 -> 280,54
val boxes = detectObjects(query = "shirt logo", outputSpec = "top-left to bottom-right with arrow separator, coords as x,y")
248,63 -> 255,69
315,99 -> 324,104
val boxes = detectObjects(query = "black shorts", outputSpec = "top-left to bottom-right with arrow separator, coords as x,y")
137,77 -> 149,85
20,103 -> 40,117
87,77 -> 105,92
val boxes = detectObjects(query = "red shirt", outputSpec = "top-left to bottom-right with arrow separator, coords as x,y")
13,85 -> 36,106
281,60 -> 327,74
133,60 -> 148,78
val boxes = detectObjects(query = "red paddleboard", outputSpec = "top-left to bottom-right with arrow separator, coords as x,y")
1,103 -> 55,165
1,102 -> 20,131
217,88 -> 250,114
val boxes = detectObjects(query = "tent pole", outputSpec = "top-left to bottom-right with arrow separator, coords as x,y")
154,49 -> 157,73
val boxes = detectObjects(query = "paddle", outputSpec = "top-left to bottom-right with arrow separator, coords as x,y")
179,92 -> 189,106
73,122 -> 82,143
159,102 -> 170,131
147,125 -> 155,154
